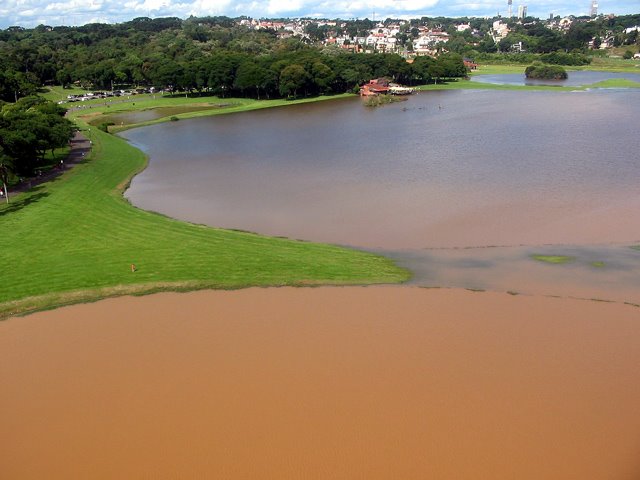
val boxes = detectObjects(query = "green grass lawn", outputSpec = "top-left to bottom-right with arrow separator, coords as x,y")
470,64 -> 527,75
0,115 -> 409,318
586,55 -> 640,72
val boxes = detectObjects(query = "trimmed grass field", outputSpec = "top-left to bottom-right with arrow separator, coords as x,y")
0,115 -> 409,319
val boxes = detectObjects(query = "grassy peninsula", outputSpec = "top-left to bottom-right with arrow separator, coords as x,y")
3,66 -> 639,318
0,106 -> 409,319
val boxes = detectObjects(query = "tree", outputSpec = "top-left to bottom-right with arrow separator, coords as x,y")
235,61 -> 273,99
204,53 -> 243,96
411,55 -> 436,84
478,34 -> 498,53
311,62 -> 335,93
279,64 -> 309,98
0,97 -> 74,179
0,149 -> 13,203
525,62 -> 567,79
437,53 -> 467,78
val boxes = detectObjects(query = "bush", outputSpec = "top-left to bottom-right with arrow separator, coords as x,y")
623,50 -> 634,60
97,121 -> 115,132
540,51 -> 591,66
525,63 -> 568,80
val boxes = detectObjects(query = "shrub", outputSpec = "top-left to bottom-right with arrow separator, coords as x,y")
97,121 -> 115,132
525,63 -> 568,80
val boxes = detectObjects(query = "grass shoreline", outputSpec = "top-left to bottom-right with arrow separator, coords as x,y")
0,98 -> 410,319
4,68 -> 638,318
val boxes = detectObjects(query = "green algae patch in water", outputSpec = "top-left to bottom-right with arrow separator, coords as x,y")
531,255 -> 576,264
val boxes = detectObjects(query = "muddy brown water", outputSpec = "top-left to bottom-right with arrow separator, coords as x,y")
122,89 -> 640,250
119,89 -> 640,303
2,287 -> 640,479
4,89 -> 639,478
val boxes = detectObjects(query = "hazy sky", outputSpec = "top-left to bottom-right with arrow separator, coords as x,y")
1,0 -> 638,29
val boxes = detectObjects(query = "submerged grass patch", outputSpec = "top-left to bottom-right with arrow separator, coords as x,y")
416,77 -> 640,93
74,93 -> 354,132
587,79 -> 640,89
531,255 -> 576,264
0,115 -> 408,319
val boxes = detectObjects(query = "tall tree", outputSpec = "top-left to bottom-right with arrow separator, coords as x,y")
279,64 -> 309,98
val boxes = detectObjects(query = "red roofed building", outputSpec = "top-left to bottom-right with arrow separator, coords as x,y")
359,78 -> 390,96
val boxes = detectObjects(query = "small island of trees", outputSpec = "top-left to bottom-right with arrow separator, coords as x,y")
524,63 -> 568,80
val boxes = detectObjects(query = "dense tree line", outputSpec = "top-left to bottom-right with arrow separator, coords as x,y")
1,13 -> 638,102
0,97 -> 75,199
0,18 -> 468,102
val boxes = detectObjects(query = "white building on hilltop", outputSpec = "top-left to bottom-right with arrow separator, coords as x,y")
518,4 -> 528,19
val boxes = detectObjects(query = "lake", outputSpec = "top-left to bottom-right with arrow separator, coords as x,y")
122,89 -> 640,250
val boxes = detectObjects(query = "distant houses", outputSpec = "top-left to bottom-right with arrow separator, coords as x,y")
463,58 -> 478,70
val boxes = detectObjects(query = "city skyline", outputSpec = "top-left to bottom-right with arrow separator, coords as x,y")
0,0 -> 638,29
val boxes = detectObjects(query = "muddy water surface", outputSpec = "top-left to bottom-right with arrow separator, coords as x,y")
122,89 -> 640,250
120,89 -> 640,302
2,287 -> 640,479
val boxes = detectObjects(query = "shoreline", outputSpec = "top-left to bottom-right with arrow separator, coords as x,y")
64,66 -> 640,133
0,100 -> 408,320
2,75 -> 638,318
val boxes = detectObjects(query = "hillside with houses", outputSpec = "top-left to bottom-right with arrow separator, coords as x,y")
1,12 -> 638,103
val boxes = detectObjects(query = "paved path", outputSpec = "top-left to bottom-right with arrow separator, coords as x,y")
7,131 -> 91,196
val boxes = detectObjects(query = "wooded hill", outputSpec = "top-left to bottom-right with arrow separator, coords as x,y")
0,17 -> 469,102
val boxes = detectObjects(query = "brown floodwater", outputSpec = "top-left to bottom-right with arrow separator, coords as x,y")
118,89 -> 640,303
2,287 -> 640,479
122,89 -> 640,250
